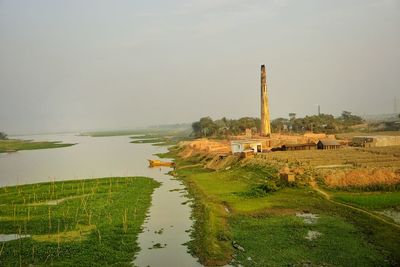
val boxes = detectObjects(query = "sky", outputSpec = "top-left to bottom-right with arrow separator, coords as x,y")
0,0 -> 399,134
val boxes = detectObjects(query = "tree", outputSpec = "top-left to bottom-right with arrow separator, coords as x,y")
339,111 -> 363,126
0,132 -> 7,140
341,111 -> 352,118
199,117 -> 218,137
190,117 -> 219,137
271,118 -> 289,132
191,121 -> 201,136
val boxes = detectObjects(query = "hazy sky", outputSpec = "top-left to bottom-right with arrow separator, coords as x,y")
1,0 -> 399,134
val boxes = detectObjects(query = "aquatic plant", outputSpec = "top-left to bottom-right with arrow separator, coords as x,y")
0,177 -> 160,266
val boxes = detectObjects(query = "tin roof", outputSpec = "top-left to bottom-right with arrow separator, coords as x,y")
318,139 -> 341,146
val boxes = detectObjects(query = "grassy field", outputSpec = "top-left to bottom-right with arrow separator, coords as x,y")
231,214 -> 386,267
0,177 -> 159,266
331,191 -> 400,210
0,139 -> 75,153
167,145 -> 400,266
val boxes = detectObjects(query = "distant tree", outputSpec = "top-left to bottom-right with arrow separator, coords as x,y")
341,111 -> 352,118
302,114 -> 336,132
199,117 -> 218,137
237,117 -> 261,132
271,118 -> 289,132
190,117 -> 218,137
0,132 -> 7,140
339,111 -> 364,126
191,116 -> 261,137
191,121 -> 201,136
192,112 -> 366,136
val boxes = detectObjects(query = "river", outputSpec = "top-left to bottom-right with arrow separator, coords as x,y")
0,133 -> 202,267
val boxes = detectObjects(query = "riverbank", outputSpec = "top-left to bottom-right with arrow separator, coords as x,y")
165,144 -> 400,266
0,139 -> 74,153
0,177 -> 159,266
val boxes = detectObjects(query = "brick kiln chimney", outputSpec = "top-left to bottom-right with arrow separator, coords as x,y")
260,65 -> 271,136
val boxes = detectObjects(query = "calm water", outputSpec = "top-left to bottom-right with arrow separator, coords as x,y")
0,133 -> 201,267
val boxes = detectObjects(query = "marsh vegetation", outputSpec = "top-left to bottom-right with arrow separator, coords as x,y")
0,177 -> 159,266
0,139 -> 74,153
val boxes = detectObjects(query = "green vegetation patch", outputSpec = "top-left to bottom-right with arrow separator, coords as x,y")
130,134 -> 191,146
332,191 -> 400,210
0,139 -> 74,153
167,144 -> 400,266
231,214 -> 387,267
0,177 -> 160,266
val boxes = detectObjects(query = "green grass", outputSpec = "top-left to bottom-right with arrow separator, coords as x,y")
0,139 -> 75,153
167,145 -> 400,266
231,214 -> 386,267
332,191 -> 400,210
0,177 -> 160,266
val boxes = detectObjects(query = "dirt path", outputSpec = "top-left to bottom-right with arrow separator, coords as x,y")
309,180 -> 400,230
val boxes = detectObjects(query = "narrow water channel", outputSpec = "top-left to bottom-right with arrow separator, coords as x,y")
0,133 -> 201,266
134,163 -> 202,266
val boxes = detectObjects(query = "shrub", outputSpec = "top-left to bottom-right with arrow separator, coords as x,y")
258,181 -> 279,193
238,181 -> 279,198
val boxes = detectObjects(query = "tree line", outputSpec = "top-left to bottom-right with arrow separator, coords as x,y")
191,117 -> 260,137
191,111 -> 364,137
272,111 -> 364,134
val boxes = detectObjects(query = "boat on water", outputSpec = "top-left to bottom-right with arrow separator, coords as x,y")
148,159 -> 175,167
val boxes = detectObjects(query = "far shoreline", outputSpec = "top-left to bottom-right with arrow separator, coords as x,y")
0,138 -> 75,153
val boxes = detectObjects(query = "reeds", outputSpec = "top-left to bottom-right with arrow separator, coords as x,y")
0,176 -> 159,265
97,229 -> 102,243
122,208 -> 128,233
48,207 -> 52,232
0,242 -> 5,257
57,219 -> 60,256
31,245 -> 35,263
13,204 -> 16,226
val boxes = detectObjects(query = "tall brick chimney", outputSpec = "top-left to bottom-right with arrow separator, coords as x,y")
260,65 -> 271,136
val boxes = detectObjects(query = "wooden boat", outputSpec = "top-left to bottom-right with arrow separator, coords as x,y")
148,159 -> 175,167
